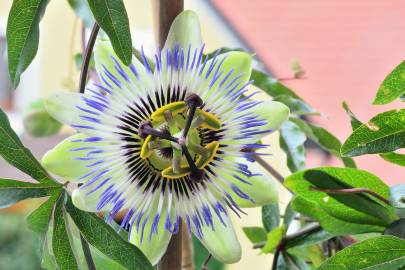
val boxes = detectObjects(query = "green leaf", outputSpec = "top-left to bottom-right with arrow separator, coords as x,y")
342,101 -> 362,130
380,152 -> 405,167
261,226 -> 285,254
280,120 -> 306,172
27,190 -> 61,235
317,236 -> 405,270
373,61 -> 405,105
67,0 -> 95,28
287,245 -> 326,268
341,109 -> 405,157
53,193 -> 79,270
290,117 -> 356,168
87,0 -> 132,65
60,211 -> 128,270
342,103 -> 404,166
192,236 -> 224,270
390,184 -> 405,218
283,201 -> 297,229
262,203 -> 280,232
281,252 -> 311,270
0,108 -> 53,183
0,179 -> 61,208
242,227 -> 267,244
274,95 -> 318,116
285,167 -> 397,226
41,217 -> 58,270
6,0 -> 50,88
286,227 -> 332,249
384,219 -> 405,239
292,196 -> 385,235
251,69 -> 302,99
65,198 -> 154,270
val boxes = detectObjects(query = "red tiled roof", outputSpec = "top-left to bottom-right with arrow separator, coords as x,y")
211,0 -> 404,184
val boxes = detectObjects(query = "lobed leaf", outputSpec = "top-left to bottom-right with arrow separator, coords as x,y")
0,108 -> 53,183
87,0 -> 132,65
341,109 -> 405,157
317,236 -> 405,270
6,0 -> 50,88
0,179 -> 61,208
65,198 -> 154,270
373,61 -> 405,105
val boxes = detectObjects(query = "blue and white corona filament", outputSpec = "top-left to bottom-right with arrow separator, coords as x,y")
42,11 -> 289,265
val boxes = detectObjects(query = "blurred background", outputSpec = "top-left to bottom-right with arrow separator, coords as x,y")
0,0 -> 403,269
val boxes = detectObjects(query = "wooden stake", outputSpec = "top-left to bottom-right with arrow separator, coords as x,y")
153,1 -> 185,269
153,0 -> 184,48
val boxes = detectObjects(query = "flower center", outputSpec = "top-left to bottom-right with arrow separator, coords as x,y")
138,93 -> 221,182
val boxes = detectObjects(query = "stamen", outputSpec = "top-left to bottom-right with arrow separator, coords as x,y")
172,149 -> 182,173
183,93 -> 203,137
138,120 -> 178,143
181,144 -> 204,182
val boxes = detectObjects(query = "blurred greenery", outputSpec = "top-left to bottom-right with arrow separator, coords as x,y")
0,212 -> 42,270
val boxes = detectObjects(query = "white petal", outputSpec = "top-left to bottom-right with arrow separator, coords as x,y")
252,101 -> 290,132
163,10 -> 203,51
72,187 -> 113,213
130,196 -> 174,265
218,157 -> 279,208
194,208 -> 241,264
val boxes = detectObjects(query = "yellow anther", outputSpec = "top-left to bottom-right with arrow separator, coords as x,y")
196,109 -> 221,130
161,166 -> 190,179
196,141 -> 220,168
140,135 -> 153,159
151,102 -> 186,123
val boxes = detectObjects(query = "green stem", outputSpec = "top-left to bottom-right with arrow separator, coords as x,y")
79,23 -> 100,94
77,23 -> 100,269
255,156 -> 285,184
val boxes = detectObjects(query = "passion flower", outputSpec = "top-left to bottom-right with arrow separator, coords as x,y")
42,10 -> 289,265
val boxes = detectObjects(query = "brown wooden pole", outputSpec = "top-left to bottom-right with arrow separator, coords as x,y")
153,1 -> 184,269
153,0 -> 184,48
